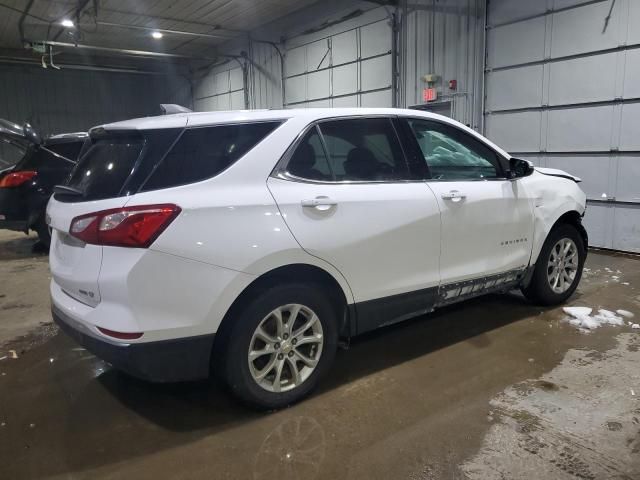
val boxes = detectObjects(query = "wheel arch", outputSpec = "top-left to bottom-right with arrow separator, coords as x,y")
552,210 -> 588,249
531,207 -> 588,264
212,263 -> 353,365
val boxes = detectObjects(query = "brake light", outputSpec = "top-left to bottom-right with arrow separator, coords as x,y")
69,204 -> 181,248
0,170 -> 37,188
97,327 -> 143,340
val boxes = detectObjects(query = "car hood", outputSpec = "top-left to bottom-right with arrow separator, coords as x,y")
534,167 -> 581,183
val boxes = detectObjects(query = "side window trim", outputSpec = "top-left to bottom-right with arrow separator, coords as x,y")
276,116 -> 417,184
401,117 -> 510,181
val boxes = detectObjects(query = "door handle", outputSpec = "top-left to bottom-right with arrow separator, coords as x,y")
441,190 -> 466,202
301,196 -> 338,209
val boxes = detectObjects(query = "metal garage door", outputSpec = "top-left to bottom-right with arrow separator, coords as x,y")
284,18 -> 393,108
194,66 -> 246,111
484,0 -> 640,252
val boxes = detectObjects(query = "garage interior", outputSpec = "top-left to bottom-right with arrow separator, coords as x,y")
0,0 -> 639,479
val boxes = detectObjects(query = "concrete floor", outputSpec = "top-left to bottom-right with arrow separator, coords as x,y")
0,230 -> 639,480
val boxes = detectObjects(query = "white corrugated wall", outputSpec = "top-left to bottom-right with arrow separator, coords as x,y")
484,0 -> 640,252
193,0 -> 487,130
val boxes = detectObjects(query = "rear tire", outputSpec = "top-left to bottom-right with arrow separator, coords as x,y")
33,217 -> 51,249
221,284 -> 338,410
522,224 -> 585,305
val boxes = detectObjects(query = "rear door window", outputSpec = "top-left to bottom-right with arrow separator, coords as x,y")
317,118 -> 409,181
141,121 -> 281,191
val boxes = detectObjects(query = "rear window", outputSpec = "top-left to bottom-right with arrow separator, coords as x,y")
141,121 -> 281,191
66,135 -> 144,201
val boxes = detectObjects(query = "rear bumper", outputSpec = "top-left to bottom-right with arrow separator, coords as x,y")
52,305 -> 215,382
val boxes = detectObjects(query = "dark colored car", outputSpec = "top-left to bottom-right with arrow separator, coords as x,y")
0,119 -> 87,246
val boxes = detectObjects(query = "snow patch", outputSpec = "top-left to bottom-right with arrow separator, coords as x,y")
563,306 -> 634,331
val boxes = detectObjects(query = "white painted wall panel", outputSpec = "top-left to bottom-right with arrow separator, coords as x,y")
488,0 -> 547,25
360,21 -> 391,57
361,55 -> 391,91
486,65 -> 543,110
616,157 -> 640,203
619,103 -> 640,151
487,17 -> 545,68
332,63 -> 358,96
548,53 -> 617,105
547,106 -> 614,152
545,156 -> 611,199
286,46 -> 306,76
582,204 -> 613,249
550,2 -> 621,58
217,93 -> 230,110
332,95 -> 358,107
361,89 -> 392,107
331,30 -> 358,65
285,75 -> 306,104
612,206 -> 640,252
229,68 -> 244,91
629,0 -> 640,44
622,49 -> 640,99
307,70 -> 331,100
307,99 -> 332,108
307,40 -> 330,71
230,90 -> 245,109
485,112 -> 541,152
215,71 -> 230,95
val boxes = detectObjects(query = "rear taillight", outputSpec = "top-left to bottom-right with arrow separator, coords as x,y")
0,170 -> 37,188
69,204 -> 181,248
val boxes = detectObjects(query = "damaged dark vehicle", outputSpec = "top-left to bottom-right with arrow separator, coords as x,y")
0,119 -> 86,247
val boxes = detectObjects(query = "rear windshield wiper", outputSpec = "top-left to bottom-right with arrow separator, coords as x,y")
53,185 -> 84,196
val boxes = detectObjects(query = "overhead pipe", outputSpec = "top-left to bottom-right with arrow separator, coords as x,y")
28,40 -> 217,61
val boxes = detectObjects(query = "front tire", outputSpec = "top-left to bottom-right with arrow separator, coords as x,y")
222,284 -> 338,410
522,224 -> 585,305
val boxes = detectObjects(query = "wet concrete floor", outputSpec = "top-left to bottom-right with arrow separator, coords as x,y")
0,231 -> 639,479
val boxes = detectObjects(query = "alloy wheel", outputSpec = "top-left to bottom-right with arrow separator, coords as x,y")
547,238 -> 579,294
248,304 -> 324,393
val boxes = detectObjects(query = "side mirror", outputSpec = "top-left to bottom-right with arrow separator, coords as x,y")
23,123 -> 42,146
508,157 -> 534,179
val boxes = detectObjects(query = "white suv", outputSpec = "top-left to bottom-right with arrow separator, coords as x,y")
48,108 -> 587,408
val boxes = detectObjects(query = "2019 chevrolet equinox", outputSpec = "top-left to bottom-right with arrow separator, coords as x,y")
48,108 -> 587,409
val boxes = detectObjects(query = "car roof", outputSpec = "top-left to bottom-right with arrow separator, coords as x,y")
91,108 -> 511,159
92,108 -> 452,131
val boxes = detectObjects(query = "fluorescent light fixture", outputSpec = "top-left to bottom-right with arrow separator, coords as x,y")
61,19 -> 74,28
151,31 -> 163,39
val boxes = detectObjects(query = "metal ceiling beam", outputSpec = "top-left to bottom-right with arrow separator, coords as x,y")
28,40 -> 217,61
93,21 -> 238,40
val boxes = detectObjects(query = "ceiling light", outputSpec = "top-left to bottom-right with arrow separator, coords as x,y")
151,31 -> 163,39
61,19 -> 74,28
